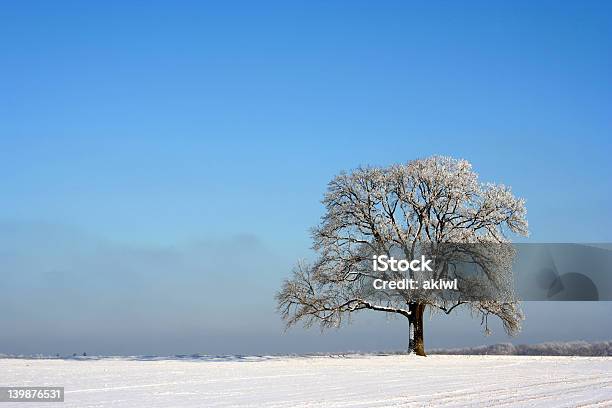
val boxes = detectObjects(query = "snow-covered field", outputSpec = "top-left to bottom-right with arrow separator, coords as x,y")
2,355 -> 612,407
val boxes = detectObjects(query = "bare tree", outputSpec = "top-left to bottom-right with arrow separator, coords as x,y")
277,156 -> 528,356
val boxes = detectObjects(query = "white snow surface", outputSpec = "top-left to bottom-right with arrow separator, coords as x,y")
2,354 -> 612,407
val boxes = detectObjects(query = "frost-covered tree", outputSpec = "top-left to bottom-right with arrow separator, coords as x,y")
276,156 -> 528,356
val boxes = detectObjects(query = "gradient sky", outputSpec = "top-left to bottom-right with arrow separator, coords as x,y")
1,1 -> 611,355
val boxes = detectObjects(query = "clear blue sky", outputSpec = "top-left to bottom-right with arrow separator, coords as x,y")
0,1 -> 611,355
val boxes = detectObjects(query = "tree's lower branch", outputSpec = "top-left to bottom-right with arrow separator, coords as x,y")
435,301 -> 466,315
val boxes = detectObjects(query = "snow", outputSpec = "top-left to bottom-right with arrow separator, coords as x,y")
2,355 -> 612,407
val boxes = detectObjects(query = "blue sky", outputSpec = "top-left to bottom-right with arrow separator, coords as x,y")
0,1 -> 611,355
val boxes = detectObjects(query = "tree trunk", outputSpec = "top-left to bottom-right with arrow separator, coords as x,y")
408,302 -> 426,356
